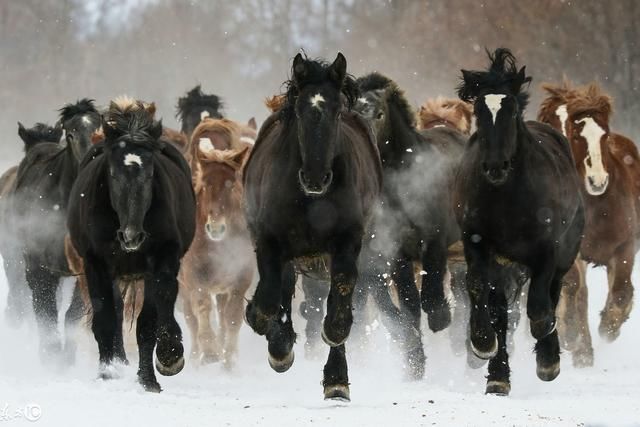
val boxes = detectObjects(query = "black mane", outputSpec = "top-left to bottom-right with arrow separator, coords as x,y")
280,54 -> 359,122
357,72 -> 416,127
457,48 -> 532,111
176,85 -> 224,121
58,98 -> 98,124
104,102 -> 163,147
20,123 -> 62,143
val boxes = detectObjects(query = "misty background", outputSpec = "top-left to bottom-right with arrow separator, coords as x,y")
1,0 -> 638,168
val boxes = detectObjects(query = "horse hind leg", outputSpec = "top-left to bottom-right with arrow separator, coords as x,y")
299,276 -> 327,359
221,276 -> 252,371
323,344 -> 350,401
558,260 -> 593,367
181,290 -> 201,362
600,244 -> 635,342
62,278 -> 88,366
25,258 -> 63,363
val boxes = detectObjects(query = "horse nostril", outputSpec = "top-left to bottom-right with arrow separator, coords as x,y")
502,161 -> 509,171
482,162 -> 489,173
322,171 -> 333,186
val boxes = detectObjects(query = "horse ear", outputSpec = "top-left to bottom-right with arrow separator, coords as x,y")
232,145 -> 251,168
512,66 -> 532,93
102,115 -> 118,141
247,117 -> 257,130
458,69 -> 478,102
329,52 -> 347,83
292,53 -> 307,84
150,119 -> 163,141
17,122 -> 29,143
144,102 -> 157,117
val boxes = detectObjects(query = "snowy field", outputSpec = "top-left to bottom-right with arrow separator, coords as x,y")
0,260 -> 639,427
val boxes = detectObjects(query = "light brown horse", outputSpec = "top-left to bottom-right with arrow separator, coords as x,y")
179,118 -> 254,369
538,82 -> 640,366
417,96 -> 473,134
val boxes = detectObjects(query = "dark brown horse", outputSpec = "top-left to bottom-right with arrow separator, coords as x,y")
180,118 -> 254,369
538,82 -> 640,363
243,53 -> 382,401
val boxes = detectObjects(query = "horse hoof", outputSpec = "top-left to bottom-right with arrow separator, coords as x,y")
425,301 -> 452,333
97,363 -> 120,380
142,380 -> 162,393
536,361 -> 560,382
530,317 -> 556,340
598,323 -> 620,343
572,349 -> 594,368
155,356 -> 185,377
321,325 -> 348,347
470,335 -> 498,360
268,350 -> 295,373
200,353 -> 221,365
404,346 -> 426,381
324,384 -> 350,402
485,380 -> 510,396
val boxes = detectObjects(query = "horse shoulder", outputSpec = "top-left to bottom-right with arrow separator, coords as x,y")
340,112 -> 382,185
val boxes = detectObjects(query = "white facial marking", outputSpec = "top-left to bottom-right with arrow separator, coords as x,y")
199,137 -> 215,153
484,94 -> 506,124
82,115 -> 92,125
578,117 -> 609,195
555,104 -> 568,137
310,93 -> 325,110
240,136 -> 255,145
200,110 -> 210,121
123,153 -> 143,167
357,97 -> 368,105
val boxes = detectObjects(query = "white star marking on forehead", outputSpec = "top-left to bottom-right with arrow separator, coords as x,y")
82,115 -> 92,125
200,110 -> 210,121
555,104 -> 568,137
357,97 -> 368,105
484,94 -> 506,124
123,153 -> 143,167
310,93 -> 325,110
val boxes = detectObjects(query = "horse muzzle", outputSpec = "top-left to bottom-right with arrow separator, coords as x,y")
482,161 -> 510,186
205,218 -> 227,241
298,169 -> 333,196
117,227 -> 147,252
585,173 -> 609,196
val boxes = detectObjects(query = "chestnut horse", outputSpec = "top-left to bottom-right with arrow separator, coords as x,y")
179,118 -> 253,369
538,82 -> 640,363
418,97 -> 473,134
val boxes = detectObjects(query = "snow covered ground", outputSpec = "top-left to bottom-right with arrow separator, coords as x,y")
0,261 -> 639,426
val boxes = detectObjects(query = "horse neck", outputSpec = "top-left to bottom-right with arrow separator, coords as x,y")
383,105 -> 421,166
58,146 -> 79,198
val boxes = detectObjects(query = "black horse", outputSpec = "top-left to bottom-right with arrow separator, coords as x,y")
455,48 -> 584,395
67,100 -> 195,392
350,73 -> 465,379
243,52 -> 382,401
0,122 -> 63,326
176,85 -> 224,137
9,99 -> 100,362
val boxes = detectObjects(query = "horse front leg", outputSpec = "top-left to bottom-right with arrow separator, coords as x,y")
464,238 -> 497,360
322,233 -> 361,347
323,344 -> 350,401
84,253 -> 119,377
245,236 -> 284,336
136,284 -> 159,392
265,261 -> 296,373
300,275 -> 328,358
485,283 -> 511,396
421,237 -> 452,332
148,251 -> 184,380
600,241 -> 635,341
4,253 -> 30,328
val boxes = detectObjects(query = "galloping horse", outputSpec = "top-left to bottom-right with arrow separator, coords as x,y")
9,99 -> 100,363
455,48 -> 584,395
353,74 -> 466,380
68,99 -> 195,392
180,118 -> 253,369
243,53 -> 382,401
0,122 -> 63,326
538,82 -> 640,365
177,85 -> 224,137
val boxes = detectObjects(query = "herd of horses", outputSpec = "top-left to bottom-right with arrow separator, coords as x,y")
0,47 -> 637,401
